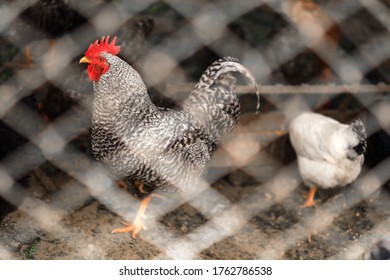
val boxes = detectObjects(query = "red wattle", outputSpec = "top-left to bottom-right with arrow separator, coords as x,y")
88,64 -> 106,82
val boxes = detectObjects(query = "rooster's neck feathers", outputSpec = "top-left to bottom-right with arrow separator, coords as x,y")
93,53 -> 157,121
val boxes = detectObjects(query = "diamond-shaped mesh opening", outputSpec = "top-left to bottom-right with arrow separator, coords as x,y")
200,237 -> 255,260
20,0 -> 87,37
139,1 -> 189,46
160,203 -> 208,236
340,8 -> 388,52
284,234 -> 339,260
365,59 -> 390,84
251,203 -> 300,233
179,47 -> 220,81
228,4 -> 285,48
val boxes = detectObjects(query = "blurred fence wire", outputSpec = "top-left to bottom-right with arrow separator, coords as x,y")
0,0 -> 389,260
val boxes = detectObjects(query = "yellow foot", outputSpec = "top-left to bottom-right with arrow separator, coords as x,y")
300,186 -> 317,208
300,200 -> 316,208
112,221 -> 145,239
111,194 -> 163,239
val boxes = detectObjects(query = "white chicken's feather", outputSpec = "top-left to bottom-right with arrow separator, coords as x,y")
289,112 -> 365,188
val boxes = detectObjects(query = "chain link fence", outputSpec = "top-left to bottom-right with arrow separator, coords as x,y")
0,0 -> 389,260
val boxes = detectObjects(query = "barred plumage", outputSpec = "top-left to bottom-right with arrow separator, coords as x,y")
90,54 -> 258,193
80,37 -> 259,237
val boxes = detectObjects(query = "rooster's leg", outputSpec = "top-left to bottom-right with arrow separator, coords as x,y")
300,186 -> 317,208
111,193 -> 161,239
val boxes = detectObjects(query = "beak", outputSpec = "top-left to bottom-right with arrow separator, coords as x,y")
79,56 -> 91,64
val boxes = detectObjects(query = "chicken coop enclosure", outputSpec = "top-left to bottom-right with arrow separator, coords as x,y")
0,0 -> 389,260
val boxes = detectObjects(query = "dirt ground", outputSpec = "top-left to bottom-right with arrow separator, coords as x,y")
1,168 -> 390,260
1,0 -> 390,260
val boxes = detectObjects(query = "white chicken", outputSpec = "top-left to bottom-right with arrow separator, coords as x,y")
289,112 -> 367,207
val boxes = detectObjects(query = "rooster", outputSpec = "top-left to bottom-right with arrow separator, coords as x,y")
80,36 -> 259,238
289,112 -> 367,207
47,17 -> 153,120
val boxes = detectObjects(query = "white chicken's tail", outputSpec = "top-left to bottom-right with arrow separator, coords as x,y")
349,119 -> 367,158
195,57 -> 260,111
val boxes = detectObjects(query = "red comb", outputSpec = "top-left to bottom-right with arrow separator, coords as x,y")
85,36 -> 121,57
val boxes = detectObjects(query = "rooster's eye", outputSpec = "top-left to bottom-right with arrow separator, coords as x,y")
99,57 -> 105,62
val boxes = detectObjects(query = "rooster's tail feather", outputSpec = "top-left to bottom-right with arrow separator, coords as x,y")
350,119 -> 367,156
195,57 -> 260,111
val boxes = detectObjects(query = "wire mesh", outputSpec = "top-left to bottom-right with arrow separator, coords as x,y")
0,0 -> 389,260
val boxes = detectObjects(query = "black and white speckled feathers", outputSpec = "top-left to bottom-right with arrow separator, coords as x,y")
91,53 -> 258,193
183,57 -> 259,151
